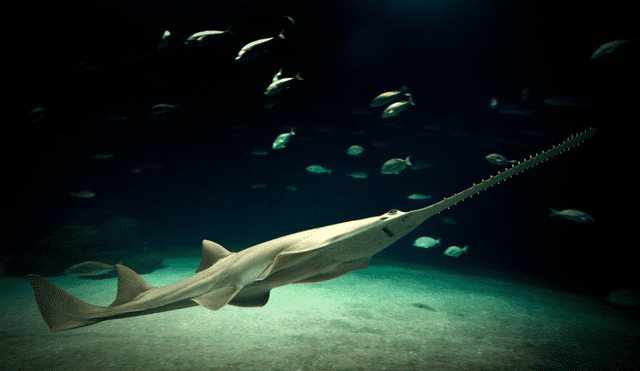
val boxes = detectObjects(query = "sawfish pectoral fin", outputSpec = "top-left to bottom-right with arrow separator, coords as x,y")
228,291 -> 271,308
294,257 -> 371,284
192,284 -> 242,311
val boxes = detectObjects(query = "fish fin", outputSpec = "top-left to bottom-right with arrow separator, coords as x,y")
278,29 -> 286,40
294,258 -> 371,284
228,291 -> 271,308
110,264 -> 156,307
405,155 -> 412,166
193,284 -> 241,311
27,275 -> 108,332
195,240 -> 233,273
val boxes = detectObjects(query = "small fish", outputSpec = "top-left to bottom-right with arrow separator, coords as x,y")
63,261 -> 116,276
380,156 -> 411,174
264,71 -> 303,95
184,26 -> 233,47
370,141 -> 390,149
381,94 -> 415,118
346,172 -> 368,179
485,153 -> 518,166
130,163 -> 163,173
282,185 -> 298,191
549,208 -> 595,223
606,289 -> 640,307
438,216 -> 458,225
272,129 -> 295,149
235,30 -> 286,62
542,96 -> 591,109
249,150 -> 269,156
158,30 -> 171,52
148,103 -> 180,115
370,85 -> 410,107
306,165 -> 333,175
407,194 -> 432,200
251,183 -> 268,188
409,160 -> 434,170
443,245 -> 468,257
489,97 -> 499,109
591,38 -> 637,59
346,145 -> 364,156
69,190 -> 95,198
521,85 -> 532,102
413,237 -> 441,248
26,107 -> 46,122
90,153 -> 114,159
283,15 -> 295,27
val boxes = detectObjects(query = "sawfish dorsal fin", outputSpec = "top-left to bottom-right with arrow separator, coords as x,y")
195,240 -> 234,273
109,264 -> 156,307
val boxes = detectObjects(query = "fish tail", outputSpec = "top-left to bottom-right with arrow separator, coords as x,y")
27,275 -> 108,332
549,208 -> 558,217
226,25 -> 234,36
408,94 -> 416,106
328,169 -> 333,176
401,84 -> 410,94
295,72 -> 304,81
405,156 -> 412,166
278,29 -> 286,40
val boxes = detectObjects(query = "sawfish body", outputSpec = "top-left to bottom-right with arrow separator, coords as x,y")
27,128 -> 596,332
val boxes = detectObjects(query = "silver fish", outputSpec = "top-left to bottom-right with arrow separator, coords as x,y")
306,165 -> 332,175
381,94 -> 415,118
264,71 -> 303,95
549,208 -> 595,223
591,38 -> 638,59
148,103 -> 180,115
485,153 -> 518,166
407,194 -> 432,200
443,245 -> 468,257
413,237 -> 441,248
69,190 -> 95,198
184,26 -> 233,47
370,85 -> 410,107
235,30 -> 285,62
346,145 -> 364,156
346,172 -> 368,179
380,156 -> 411,174
64,261 -> 116,276
157,30 -> 171,52
272,129 -> 295,149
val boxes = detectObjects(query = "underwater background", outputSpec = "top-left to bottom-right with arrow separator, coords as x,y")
3,0 -> 636,370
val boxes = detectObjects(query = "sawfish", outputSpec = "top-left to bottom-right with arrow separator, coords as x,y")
27,128 -> 596,332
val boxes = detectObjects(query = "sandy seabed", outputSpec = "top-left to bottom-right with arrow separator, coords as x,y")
1,260 -> 638,371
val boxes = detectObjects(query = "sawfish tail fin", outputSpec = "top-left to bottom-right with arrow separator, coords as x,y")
27,274 -> 108,332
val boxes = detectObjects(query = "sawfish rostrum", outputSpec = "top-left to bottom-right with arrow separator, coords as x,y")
27,128 -> 596,332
